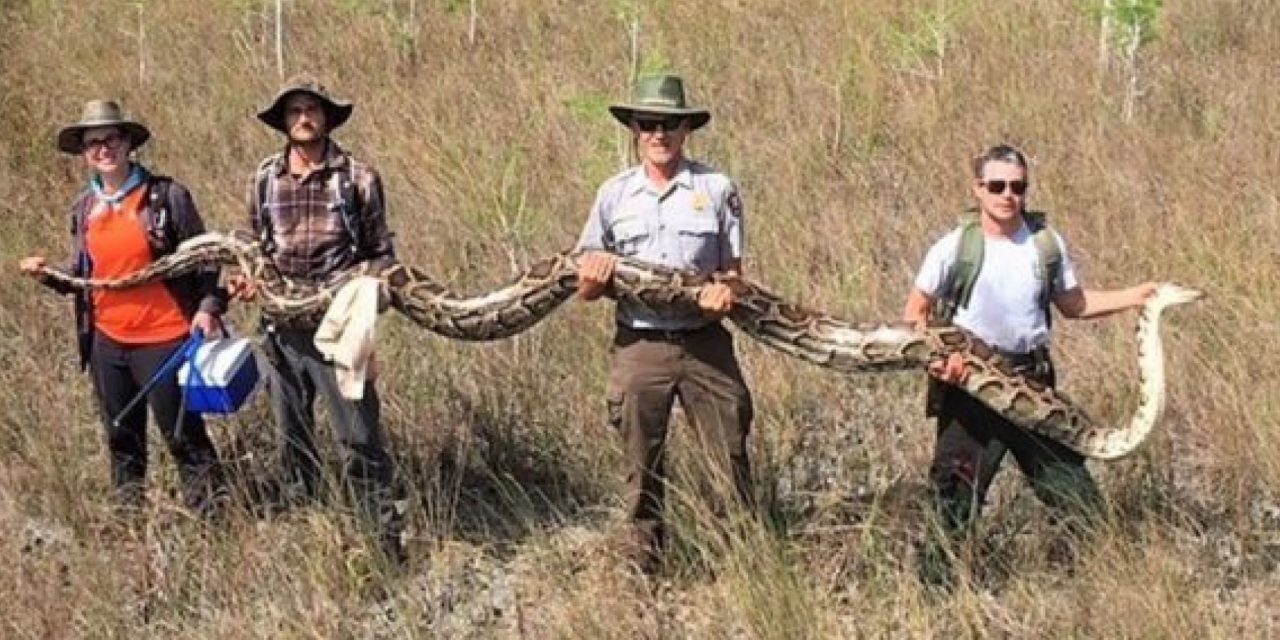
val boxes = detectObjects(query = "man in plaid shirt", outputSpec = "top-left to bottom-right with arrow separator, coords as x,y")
229,74 -> 405,566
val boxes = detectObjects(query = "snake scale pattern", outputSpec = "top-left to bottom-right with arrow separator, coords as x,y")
37,230 -> 1202,459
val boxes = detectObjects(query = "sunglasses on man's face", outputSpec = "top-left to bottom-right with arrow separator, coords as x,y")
83,133 -> 125,153
633,116 -> 686,133
982,179 -> 1028,196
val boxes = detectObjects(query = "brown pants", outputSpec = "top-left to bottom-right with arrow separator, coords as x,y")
606,323 -> 754,567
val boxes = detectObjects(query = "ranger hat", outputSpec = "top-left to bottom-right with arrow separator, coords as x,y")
608,74 -> 710,131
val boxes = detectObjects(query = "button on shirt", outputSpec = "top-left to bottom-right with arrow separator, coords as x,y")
914,222 -> 1078,353
577,160 -> 744,330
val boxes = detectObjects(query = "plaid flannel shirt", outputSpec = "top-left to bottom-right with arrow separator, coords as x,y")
247,140 -> 395,283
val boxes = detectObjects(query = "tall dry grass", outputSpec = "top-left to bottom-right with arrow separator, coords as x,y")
0,0 -> 1277,637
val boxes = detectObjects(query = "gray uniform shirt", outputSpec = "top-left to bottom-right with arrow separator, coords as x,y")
576,159 -> 745,330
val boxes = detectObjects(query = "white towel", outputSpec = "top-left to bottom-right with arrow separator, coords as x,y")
313,276 -> 383,400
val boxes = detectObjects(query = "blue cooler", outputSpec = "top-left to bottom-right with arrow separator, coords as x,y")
178,336 -> 260,414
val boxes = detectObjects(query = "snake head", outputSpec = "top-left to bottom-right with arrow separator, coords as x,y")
1152,283 -> 1205,309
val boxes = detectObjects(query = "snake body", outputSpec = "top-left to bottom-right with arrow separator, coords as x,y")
37,231 -> 1201,459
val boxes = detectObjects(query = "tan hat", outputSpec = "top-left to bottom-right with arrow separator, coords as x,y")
608,74 -> 710,131
56,100 -> 151,155
256,73 -> 354,134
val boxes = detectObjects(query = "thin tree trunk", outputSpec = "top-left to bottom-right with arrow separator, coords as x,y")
136,3 -> 146,84
617,14 -> 640,169
1098,0 -> 1113,70
1122,21 -> 1141,122
468,0 -> 477,46
275,0 -> 285,80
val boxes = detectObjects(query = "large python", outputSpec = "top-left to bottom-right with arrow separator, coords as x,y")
37,231 -> 1202,459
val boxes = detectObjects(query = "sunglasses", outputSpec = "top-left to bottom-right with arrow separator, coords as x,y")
982,179 -> 1028,196
83,133 -> 125,153
632,116 -> 686,133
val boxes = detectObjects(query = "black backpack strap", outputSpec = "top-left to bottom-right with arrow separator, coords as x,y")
69,188 -> 92,235
144,174 -> 176,254
329,155 -> 362,257
255,154 -> 281,255
69,188 -> 95,275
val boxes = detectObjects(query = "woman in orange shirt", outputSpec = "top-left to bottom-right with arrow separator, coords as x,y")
20,100 -> 227,517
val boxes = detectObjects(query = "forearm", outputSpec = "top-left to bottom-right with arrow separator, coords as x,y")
360,206 -> 395,268
364,229 -> 396,272
39,272 -> 78,296
37,252 -> 83,295
194,272 -> 228,315
1072,287 -> 1144,319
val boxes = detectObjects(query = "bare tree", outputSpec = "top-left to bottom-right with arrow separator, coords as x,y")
275,0 -> 285,80
468,0 -> 478,46
1092,0 -> 1163,122
1097,0 -> 1113,70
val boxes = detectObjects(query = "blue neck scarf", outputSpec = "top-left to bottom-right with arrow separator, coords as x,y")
90,164 -> 148,208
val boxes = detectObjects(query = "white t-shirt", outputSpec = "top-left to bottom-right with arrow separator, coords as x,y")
914,223 -> 1079,353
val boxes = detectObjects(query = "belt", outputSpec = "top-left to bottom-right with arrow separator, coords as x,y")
618,323 -> 715,343
996,346 -> 1052,377
262,311 -> 324,333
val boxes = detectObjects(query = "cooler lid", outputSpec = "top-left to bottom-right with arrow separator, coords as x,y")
179,338 -> 255,386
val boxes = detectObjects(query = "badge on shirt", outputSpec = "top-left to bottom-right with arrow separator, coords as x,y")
692,192 -> 711,212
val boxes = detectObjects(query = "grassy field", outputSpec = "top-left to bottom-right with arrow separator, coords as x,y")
0,0 -> 1277,637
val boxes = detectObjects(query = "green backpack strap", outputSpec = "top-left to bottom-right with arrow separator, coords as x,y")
1025,210 -> 1061,326
934,215 -> 984,324
934,211 -> 1061,326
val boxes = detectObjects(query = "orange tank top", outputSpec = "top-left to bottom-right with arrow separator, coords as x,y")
85,187 -> 191,344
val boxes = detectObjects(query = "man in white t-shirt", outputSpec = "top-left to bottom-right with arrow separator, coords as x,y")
902,144 -> 1156,586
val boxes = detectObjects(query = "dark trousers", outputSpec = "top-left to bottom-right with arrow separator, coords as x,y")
262,326 -> 403,556
88,330 -> 225,515
921,353 -> 1103,584
606,323 -> 755,571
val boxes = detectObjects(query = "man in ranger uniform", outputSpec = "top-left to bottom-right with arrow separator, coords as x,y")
576,73 -> 755,575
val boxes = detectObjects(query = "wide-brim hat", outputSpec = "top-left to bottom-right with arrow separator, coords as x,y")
608,73 -> 710,131
56,100 -> 151,155
256,73 -> 353,134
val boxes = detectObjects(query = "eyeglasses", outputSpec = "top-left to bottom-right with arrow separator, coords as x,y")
83,133 -> 125,153
982,179 -> 1028,196
632,116 -> 686,133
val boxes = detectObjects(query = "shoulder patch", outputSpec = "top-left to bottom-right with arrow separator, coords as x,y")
727,188 -> 743,218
